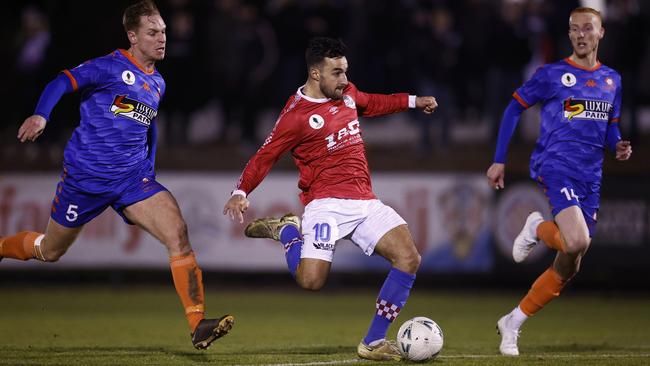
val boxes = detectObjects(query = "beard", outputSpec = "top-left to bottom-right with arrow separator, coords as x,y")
320,81 -> 345,100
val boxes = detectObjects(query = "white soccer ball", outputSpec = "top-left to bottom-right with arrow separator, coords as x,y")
396,316 -> 444,361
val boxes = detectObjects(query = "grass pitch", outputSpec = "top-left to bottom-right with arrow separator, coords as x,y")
0,284 -> 648,365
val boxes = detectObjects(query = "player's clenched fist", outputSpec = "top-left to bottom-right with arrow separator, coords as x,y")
416,96 -> 438,114
223,194 -> 250,223
615,140 -> 632,161
17,115 -> 47,142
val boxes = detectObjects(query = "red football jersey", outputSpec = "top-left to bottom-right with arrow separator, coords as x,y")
236,82 -> 409,205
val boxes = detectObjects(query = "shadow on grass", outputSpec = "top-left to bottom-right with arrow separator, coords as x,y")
243,345 -> 356,355
528,342 -> 644,353
1,345 -> 358,364
1,345 -> 211,364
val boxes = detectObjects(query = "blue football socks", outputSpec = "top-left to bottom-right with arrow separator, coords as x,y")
363,267 -> 416,345
279,224 -> 302,278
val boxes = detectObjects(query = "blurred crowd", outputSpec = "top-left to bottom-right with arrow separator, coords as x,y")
1,0 -> 648,160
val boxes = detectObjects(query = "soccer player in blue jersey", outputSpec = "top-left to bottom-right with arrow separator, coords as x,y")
487,7 -> 632,356
0,0 -> 233,350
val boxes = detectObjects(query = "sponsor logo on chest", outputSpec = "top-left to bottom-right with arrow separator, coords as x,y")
563,97 -> 612,121
110,95 -> 157,126
325,120 -> 361,149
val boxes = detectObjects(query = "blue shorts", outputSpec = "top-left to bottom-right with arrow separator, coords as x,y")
536,174 -> 600,237
50,168 -> 167,228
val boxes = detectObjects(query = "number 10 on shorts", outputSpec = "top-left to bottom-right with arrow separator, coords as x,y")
313,223 -> 331,242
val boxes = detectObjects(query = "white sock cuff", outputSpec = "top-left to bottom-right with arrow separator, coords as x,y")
510,306 -> 529,329
33,234 -> 46,261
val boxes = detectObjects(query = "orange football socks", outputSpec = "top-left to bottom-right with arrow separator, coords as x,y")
169,251 -> 205,331
536,221 -> 566,253
0,231 -> 45,261
519,267 -> 566,316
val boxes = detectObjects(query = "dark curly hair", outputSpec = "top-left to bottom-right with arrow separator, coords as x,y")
305,37 -> 347,68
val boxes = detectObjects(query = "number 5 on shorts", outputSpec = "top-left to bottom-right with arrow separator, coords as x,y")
66,204 -> 79,222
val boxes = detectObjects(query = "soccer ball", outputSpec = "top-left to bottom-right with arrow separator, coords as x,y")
396,317 -> 444,361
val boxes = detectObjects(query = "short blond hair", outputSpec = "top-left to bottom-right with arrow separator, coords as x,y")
570,7 -> 603,25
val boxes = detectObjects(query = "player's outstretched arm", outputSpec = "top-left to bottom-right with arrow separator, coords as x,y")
416,96 -> 438,114
223,193 -> 250,224
615,140 -> 632,161
487,163 -> 506,190
17,73 -> 74,143
17,115 -> 47,142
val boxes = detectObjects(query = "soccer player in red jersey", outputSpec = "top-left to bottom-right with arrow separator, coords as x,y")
1,0 -> 232,350
487,7 -> 632,356
224,37 -> 437,361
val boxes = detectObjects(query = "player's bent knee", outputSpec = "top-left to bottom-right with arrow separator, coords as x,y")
394,250 -> 421,274
564,236 -> 590,256
41,247 -> 68,262
296,275 -> 327,291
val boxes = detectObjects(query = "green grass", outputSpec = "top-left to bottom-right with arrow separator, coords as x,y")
0,286 -> 648,365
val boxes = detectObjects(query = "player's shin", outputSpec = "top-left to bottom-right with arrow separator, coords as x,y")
280,224 -> 302,277
0,231 -> 46,261
537,221 -> 567,253
169,251 -> 205,331
363,267 -> 416,345
519,267 -> 567,316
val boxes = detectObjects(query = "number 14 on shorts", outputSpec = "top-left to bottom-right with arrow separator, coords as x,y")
560,187 -> 579,202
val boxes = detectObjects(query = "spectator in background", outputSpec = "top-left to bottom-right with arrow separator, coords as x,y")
8,5 -> 52,148
455,0 -> 491,121
207,0 -> 278,152
268,0 -> 345,106
486,0 -> 532,140
408,5 -> 461,155
606,0 -> 644,144
158,0 -> 204,147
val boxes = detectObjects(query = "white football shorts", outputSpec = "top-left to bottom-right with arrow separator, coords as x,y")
300,198 -> 407,262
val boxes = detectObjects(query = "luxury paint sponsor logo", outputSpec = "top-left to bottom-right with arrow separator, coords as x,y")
563,98 -> 612,121
110,95 -> 157,126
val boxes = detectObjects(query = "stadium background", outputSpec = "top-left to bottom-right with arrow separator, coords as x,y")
1,1 -> 650,365
1,1 -> 649,290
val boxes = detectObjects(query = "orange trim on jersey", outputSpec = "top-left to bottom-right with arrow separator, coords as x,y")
610,117 -> 620,123
564,57 -> 601,72
62,69 -> 78,91
118,49 -> 155,75
513,92 -> 530,108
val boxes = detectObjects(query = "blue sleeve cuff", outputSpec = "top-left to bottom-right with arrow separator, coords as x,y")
605,123 -> 622,152
33,73 -> 74,122
493,99 -> 526,163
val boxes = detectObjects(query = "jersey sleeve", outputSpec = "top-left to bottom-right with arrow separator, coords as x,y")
235,113 -> 302,195
605,73 -> 623,152
63,58 -> 108,91
513,66 -> 550,108
349,82 -> 409,117
610,74 -> 622,122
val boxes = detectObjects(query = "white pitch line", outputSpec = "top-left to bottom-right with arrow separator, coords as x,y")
245,353 -> 650,366
239,359 -> 363,366
439,353 -> 650,359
